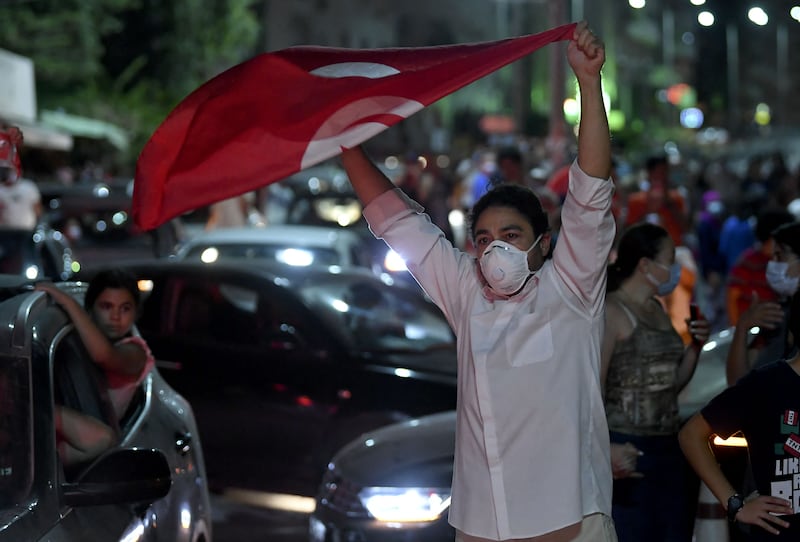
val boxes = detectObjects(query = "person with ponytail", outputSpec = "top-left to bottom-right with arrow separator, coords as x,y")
601,222 -> 711,542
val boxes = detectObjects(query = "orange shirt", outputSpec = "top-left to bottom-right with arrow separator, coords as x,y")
625,190 -> 687,246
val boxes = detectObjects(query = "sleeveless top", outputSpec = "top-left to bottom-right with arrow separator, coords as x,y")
105,335 -> 155,419
605,298 -> 686,435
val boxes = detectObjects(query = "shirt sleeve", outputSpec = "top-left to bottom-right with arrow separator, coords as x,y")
551,160 -> 615,315
700,376 -> 754,440
363,188 -> 477,326
105,335 -> 155,389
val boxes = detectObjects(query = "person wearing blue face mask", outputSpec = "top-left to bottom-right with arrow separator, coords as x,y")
601,222 -> 711,542
726,221 -> 800,386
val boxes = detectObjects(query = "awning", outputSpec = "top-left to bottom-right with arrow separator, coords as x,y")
13,121 -> 73,151
40,109 -> 129,151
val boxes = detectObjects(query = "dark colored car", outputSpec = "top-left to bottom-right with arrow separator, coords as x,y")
0,276 -> 212,541
310,327 -> 750,542
78,259 -> 457,496
39,179 -> 135,242
265,164 -> 416,287
0,226 -> 75,281
39,179 -> 180,258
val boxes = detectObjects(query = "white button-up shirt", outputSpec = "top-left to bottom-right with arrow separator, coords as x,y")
363,161 -> 615,540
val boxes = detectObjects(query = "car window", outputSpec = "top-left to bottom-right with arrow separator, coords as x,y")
168,280 -> 262,346
159,276 -> 320,352
298,279 -> 455,353
53,332 -> 117,427
0,355 -> 33,511
0,231 -> 35,276
52,331 -> 121,478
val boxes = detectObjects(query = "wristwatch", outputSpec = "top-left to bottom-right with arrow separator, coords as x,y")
727,493 -> 745,522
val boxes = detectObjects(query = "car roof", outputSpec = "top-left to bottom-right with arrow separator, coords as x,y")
182,225 -> 362,247
78,258 -> 402,291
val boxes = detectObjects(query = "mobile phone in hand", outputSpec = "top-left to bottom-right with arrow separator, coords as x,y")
689,303 -> 700,321
689,303 -> 702,345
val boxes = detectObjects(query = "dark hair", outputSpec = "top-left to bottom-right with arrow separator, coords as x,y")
607,222 -> 670,292
84,269 -> 141,311
496,146 -> 522,164
755,210 -> 794,243
645,155 -> 668,172
772,221 -> 800,257
771,221 -> 800,355
468,183 -> 549,241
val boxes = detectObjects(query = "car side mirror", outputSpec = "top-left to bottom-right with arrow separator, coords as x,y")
62,448 -> 171,507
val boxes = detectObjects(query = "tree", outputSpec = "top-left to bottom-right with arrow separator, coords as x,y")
0,0 -> 261,174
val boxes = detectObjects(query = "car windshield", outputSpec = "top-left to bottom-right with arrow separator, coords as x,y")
185,243 -> 342,267
296,277 -> 454,353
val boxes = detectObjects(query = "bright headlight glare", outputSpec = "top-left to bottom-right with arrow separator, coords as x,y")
360,487 -> 451,523
200,247 -> 219,264
276,248 -> 314,267
384,249 -> 407,272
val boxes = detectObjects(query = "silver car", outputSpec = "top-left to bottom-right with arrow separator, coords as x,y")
0,276 -> 212,541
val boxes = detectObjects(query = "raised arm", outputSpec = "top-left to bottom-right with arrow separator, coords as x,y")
340,146 -> 396,207
725,295 -> 783,385
569,21 -> 610,180
551,22 -> 614,310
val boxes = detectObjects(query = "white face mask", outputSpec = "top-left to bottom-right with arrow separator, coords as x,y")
647,261 -> 681,296
766,260 -> 799,297
480,235 -> 542,296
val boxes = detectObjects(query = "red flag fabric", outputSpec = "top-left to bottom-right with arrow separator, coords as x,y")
133,22 -> 577,230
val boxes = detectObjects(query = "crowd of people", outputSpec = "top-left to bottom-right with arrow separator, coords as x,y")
405,143 -> 800,540
341,23 -> 799,541
1,18 -> 799,542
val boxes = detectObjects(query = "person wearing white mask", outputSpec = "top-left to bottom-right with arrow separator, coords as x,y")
341,21 -> 618,542
726,221 -> 800,386
601,222 -> 711,542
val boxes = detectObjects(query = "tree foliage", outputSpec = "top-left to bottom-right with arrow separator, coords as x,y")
0,0 -> 139,92
0,0 -> 261,173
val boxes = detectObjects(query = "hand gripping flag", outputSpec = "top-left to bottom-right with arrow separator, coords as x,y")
132,22 -> 577,230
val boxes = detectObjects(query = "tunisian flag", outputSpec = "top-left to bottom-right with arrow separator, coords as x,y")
133,22 -> 576,230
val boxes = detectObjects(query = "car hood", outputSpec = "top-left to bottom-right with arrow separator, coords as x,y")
331,411 -> 456,488
363,349 -> 457,381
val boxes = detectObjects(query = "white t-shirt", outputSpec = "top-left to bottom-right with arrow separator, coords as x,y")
363,161 -> 615,540
0,179 -> 41,229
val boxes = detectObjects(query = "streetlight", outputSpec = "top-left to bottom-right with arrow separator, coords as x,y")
695,3 -> 798,131
697,11 -> 714,26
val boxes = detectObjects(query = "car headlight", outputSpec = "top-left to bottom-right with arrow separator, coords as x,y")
383,249 -> 407,272
277,247 -> 315,267
25,265 -> 40,280
359,487 -> 451,523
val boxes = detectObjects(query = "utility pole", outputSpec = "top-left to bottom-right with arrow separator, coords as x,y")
546,0 -> 568,168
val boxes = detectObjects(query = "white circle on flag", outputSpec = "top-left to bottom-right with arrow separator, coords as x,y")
301,97 -> 424,169
309,62 -> 401,79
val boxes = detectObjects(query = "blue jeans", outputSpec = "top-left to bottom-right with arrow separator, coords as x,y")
610,432 -> 697,542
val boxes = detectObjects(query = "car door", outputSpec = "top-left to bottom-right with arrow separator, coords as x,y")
136,269 -> 350,493
48,330 -> 144,539
0,291 -> 172,542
